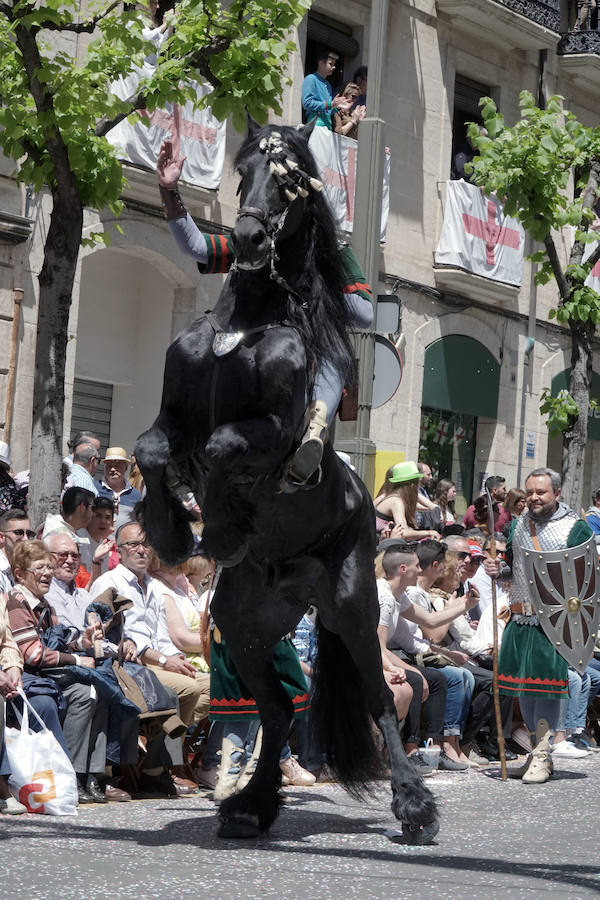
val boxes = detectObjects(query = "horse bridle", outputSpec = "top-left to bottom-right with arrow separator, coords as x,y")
234,131 -> 324,304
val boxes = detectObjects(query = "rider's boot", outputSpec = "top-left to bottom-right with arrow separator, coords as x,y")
282,400 -> 328,491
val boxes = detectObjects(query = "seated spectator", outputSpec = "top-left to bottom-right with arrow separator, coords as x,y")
463,475 -> 511,533
332,83 -> 366,140
377,542 -> 479,770
95,448 -> 142,530
374,461 -> 441,540
89,522 -> 204,794
433,478 -> 457,525
552,668 -> 594,760
0,442 -> 27,513
77,496 -> 116,579
148,552 -> 211,719
504,487 -> 526,522
6,540 -> 111,805
128,454 -> 145,495
0,508 -> 34,593
42,486 -> 95,544
301,47 -> 352,129
585,487 -> 600,543
64,443 -> 100,496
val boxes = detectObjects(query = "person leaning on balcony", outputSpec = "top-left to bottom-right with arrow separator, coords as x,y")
332,83 -> 366,141
301,48 -> 352,129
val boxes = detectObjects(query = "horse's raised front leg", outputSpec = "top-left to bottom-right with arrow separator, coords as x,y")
134,416 -> 195,565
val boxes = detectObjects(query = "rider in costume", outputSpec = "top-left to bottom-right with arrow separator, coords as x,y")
485,467 -> 595,784
155,138 -> 373,489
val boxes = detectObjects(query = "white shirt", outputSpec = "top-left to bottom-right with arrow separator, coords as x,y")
88,563 -> 158,659
377,578 -> 429,654
0,549 -> 13,594
468,565 -> 509,616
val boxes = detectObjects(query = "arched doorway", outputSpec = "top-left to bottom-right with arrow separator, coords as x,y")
420,334 -> 500,511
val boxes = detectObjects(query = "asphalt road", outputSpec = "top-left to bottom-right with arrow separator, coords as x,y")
1,754 -> 599,900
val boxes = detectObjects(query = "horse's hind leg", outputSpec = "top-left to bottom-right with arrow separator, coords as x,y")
134,416 -> 195,564
217,653 -> 291,838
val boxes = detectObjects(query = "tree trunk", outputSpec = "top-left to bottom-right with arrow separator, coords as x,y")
28,189 -> 83,528
562,319 -> 594,511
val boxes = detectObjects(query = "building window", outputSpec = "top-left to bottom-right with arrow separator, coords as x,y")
71,378 -> 113,459
303,12 -> 361,121
451,75 -> 491,182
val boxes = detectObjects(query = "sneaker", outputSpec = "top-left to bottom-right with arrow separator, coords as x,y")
551,739 -> 591,759
461,742 -> 489,766
438,751 -> 469,772
407,753 -> 435,777
0,796 -> 27,815
280,756 -> 316,786
578,730 -> 600,751
570,733 -> 600,753
195,766 -> 218,790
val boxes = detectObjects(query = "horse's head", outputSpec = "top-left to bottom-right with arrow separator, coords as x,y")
231,117 -> 321,271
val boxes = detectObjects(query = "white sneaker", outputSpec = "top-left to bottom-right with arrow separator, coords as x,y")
551,740 -> 591,759
0,796 -> 27,815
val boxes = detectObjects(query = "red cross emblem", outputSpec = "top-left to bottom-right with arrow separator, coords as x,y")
462,200 -> 521,266
435,421 -> 449,445
140,104 -> 217,146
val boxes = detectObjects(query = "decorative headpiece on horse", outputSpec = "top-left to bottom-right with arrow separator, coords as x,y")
258,132 -> 323,203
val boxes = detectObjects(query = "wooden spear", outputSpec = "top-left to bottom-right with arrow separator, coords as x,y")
485,487 -> 507,781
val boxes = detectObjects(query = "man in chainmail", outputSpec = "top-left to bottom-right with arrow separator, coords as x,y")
485,467 -> 594,784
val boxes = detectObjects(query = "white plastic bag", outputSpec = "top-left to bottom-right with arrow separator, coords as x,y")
5,688 -> 78,815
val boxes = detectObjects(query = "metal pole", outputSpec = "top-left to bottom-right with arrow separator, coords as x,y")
335,0 -> 388,491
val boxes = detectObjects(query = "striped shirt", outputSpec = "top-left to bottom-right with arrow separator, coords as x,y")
6,584 -> 79,669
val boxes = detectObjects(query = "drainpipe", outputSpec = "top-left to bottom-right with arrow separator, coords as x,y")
4,287 -> 23,443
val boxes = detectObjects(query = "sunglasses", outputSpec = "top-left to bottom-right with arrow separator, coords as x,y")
3,528 -> 35,539
457,551 -> 472,560
52,550 -> 81,562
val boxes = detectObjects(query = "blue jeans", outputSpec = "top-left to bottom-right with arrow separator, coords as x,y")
586,658 -> 600,704
558,668 -> 591,732
438,666 -> 475,736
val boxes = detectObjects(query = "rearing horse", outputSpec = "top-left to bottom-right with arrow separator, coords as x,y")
135,119 -> 439,843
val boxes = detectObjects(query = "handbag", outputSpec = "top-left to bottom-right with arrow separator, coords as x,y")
414,649 -> 458,668
4,688 -> 78,815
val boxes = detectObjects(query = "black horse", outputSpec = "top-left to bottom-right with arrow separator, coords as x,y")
135,119 -> 439,843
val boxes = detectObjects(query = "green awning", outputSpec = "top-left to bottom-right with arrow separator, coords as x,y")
551,368 -> 600,441
422,335 -> 500,418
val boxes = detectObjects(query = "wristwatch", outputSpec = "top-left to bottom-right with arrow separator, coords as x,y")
158,654 -> 167,667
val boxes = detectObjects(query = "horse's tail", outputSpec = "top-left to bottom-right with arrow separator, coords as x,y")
311,620 -> 383,797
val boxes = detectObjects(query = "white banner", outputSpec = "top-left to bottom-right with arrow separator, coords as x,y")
107,73 -> 226,190
583,238 -> 600,292
434,180 -> 525,286
308,128 -> 390,241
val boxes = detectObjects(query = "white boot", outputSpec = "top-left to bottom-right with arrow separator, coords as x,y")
236,727 -> 263,792
213,736 -> 244,803
522,719 -> 553,784
284,400 -> 328,488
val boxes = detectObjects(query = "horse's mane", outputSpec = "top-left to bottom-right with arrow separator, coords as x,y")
234,125 -> 356,389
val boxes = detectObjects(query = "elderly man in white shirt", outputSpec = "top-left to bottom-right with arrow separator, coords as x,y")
88,522 -> 203,727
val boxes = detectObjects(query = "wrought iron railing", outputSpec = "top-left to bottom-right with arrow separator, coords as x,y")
559,0 -> 600,54
497,0 -> 561,32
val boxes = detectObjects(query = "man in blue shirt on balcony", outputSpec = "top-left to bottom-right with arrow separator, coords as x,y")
301,48 -> 352,129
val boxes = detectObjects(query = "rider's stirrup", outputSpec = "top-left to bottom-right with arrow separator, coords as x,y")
282,399 -> 328,492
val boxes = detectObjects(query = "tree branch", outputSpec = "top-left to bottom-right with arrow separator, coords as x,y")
95,91 -> 146,138
544,234 -> 571,302
40,1 -> 121,32
587,240 -> 600,270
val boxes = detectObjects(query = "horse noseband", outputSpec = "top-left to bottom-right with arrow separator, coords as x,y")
236,206 -> 268,224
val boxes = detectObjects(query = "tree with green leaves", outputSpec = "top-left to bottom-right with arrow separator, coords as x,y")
467,92 -> 600,510
0,0 -> 310,524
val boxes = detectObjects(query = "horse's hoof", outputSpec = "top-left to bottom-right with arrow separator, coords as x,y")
217,812 -> 260,839
402,820 -> 439,845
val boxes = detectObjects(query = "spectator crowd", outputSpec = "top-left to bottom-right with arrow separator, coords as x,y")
1,431 -> 599,816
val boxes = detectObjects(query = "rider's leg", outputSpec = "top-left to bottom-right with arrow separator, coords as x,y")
285,361 -> 344,486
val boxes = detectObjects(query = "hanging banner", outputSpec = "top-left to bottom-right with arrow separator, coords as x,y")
308,128 -> 390,241
583,238 -> 600,292
434,180 -> 525,286
107,75 -> 226,190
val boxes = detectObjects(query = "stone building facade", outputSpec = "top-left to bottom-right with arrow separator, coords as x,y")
0,0 -> 598,512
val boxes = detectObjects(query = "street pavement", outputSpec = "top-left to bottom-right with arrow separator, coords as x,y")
1,753 -> 600,900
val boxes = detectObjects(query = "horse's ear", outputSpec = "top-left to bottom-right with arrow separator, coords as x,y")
297,118 -> 317,141
246,110 -> 262,137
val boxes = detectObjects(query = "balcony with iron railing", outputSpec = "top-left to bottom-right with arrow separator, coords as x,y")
558,1 -> 600,85
436,0 -> 561,49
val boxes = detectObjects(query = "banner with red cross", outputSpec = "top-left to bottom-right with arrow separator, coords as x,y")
434,420 -> 449,445
434,180 -> 525,286
583,238 -> 600,293
107,74 -> 226,190
308,128 -> 391,240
